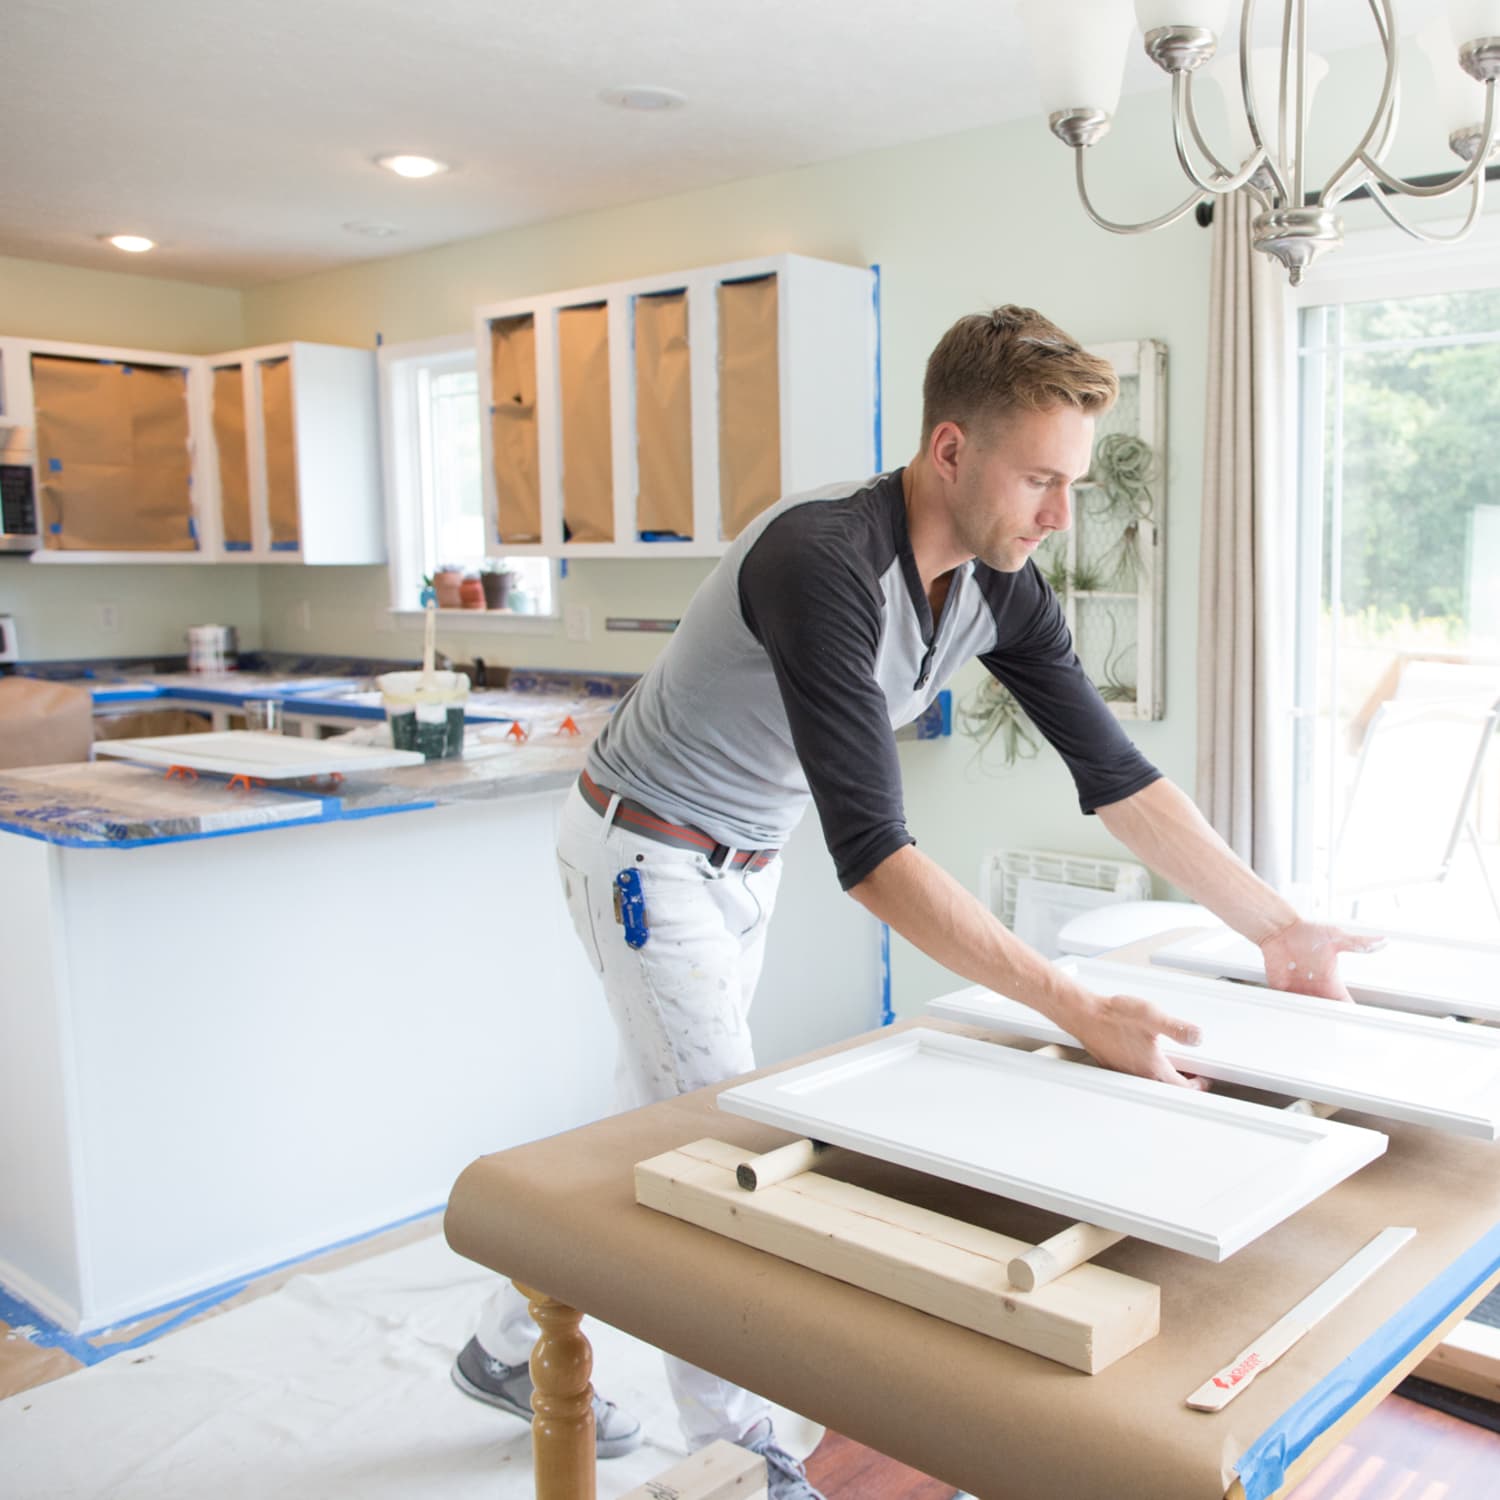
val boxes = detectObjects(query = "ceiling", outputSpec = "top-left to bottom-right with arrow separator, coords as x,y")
3,0 -> 1405,289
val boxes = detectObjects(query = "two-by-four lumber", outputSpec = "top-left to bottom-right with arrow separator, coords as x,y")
635,1138 -> 1159,1374
619,1438 -> 768,1500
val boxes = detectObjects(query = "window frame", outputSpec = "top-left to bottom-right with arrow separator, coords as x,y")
377,332 -> 559,633
1285,215 -> 1500,892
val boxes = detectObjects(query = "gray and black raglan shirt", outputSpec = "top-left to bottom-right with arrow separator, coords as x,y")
586,470 -> 1161,889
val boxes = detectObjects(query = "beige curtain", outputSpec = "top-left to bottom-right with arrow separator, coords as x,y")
1195,190 -> 1294,888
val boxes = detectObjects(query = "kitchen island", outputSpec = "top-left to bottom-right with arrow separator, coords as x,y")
0,694 -> 887,1335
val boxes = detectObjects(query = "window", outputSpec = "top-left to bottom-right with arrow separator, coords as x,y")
1291,239 -> 1500,936
379,334 -> 555,620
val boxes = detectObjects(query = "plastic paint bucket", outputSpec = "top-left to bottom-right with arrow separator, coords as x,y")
375,670 -> 470,759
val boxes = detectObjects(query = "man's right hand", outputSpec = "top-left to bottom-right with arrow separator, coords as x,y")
1063,991 -> 1206,1090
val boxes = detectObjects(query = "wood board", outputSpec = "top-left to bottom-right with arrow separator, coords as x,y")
1148,926 -> 1500,1024
635,1138 -> 1159,1373
927,958 -> 1500,1140
94,731 -> 425,780
715,1029 -> 1385,1260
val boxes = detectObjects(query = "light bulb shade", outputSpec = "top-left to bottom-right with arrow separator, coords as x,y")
1133,0 -> 1231,34
1205,46 -> 1329,167
1449,0 -> 1500,45
1418,15 -> 1488,134
1018,0 -> 1135,116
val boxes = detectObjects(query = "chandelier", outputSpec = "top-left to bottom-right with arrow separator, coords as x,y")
1018,1 -> 1500,283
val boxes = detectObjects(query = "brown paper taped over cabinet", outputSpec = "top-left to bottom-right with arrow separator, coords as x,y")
0,679 -> 94,769
717,275 -> 782,540
32,355 -> 195,551
259,357 -> 301,550
635,291 -> 693,538
558,303 -> 614,543
212,365 -> 253,550
490,315 -> 542,544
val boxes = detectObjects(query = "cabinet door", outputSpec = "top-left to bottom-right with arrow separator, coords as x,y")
558,302 -> 613,543
489,315 -> 542,544
717,274 -> 782,540
211,364 -> 254,552
32,354 -> 196,551
259,356 -> 301,551
634,290 -> 693,539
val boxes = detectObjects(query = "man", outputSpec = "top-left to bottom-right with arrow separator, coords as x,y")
452,305 -> 1375,1497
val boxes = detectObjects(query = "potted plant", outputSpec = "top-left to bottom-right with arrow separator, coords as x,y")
480,561 -> 515,610
431,565 -> 463,609
459,572 -> 486,610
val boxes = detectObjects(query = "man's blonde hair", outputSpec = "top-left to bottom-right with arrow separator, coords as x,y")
920,305 -> 1117,445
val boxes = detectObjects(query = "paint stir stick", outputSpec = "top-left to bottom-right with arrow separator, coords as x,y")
1186,1227 -> 1415,1412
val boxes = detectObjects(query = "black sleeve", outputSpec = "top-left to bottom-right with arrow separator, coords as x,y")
978,565 -> 1161,813
739,522 -> 915,890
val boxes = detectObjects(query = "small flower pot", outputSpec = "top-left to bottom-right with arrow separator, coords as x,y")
459,575 -> 486,609
432,569 -> 464,609
480,570 -> 514,610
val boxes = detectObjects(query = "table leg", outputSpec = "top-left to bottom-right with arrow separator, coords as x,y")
515,1282 -> 597,1500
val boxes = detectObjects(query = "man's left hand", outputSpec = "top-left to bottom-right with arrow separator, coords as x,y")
1258,919 -> 1386,1002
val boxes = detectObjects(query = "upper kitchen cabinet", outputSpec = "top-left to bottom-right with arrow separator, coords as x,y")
0,336 -> 208,561
475,254 -> 877,558
205,342 -> 384,565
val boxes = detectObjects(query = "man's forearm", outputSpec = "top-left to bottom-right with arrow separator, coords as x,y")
847,844 -> 1095,1030
1095,778 -> 1297,944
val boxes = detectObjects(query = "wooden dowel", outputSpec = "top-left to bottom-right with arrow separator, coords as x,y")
1009,1222 -> 1127,1292
736,1138 -> 828,1191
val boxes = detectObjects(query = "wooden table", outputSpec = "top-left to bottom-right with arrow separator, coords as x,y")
446,1005 -> 1500,1500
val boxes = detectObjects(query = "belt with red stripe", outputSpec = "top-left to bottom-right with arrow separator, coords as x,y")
578,771 -> 778,871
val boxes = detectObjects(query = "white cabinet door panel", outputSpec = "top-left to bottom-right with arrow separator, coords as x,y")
717,1028 -> 1385,1260
927,958 -> 1500,1139
1149,927 -> 1500,1024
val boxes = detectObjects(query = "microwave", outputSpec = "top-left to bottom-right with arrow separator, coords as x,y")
0,465 -> 37,552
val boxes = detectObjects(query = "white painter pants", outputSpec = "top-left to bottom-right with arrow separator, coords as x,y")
475,781 -> 784,1447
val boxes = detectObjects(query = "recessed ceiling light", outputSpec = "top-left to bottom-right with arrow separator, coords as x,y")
103,234 -> 155,253
343,221 -> 403,239
375,154 -> 450,179
599,86 -> 686,112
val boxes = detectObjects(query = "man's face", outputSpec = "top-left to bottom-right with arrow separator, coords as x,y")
944,404 -> 1094,573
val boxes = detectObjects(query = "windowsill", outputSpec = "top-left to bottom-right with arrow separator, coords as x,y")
388,608 -> 560,636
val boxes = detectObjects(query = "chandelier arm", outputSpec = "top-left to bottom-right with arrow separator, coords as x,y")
1362,169 -> 1486,242
1173,73 -> 1271,194
1320,0 -> 1402,205
1073,149 -> 1208,234
1283,0 -> 1300,205
1358,81 -> 1497,198
1239,0 -> 1292,203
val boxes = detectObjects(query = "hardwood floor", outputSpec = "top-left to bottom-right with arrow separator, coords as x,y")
802,1393 -> 1500,1499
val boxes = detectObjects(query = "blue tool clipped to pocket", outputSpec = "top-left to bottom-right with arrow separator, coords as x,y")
613,868 -> 650,949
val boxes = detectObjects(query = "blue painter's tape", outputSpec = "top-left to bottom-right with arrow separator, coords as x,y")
48,457 -> 62,472
880,922 -> 894,1026
49,522 -> 61,533
187,516 -> 198,541
560,558 -> 568,579
1234,1220 -> 1500,1500
121,365 -> 134,376
375,330 -> 383,347
269,539 -> 300,551
223,540 -> 253,551
871,262 -> 883,472
638,531 -> 690,542
0,1203 -> 445,1365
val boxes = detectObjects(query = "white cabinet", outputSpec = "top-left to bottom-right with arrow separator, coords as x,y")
474,253 -> 878,559
0,336 -> 384,566
205,342 -> 384,565
0,336 -> 211,563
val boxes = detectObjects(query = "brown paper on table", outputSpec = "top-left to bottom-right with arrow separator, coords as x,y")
212,365 -> 252,549
717,275 -> 781,541
0,679 -> 94,769
93,708 -> 213,742
32,355 -> 195,551
635,290 -> 693,538
447,1017 -> 1500,1500
259,357 -> 300,550
558,303 -> 613,543
490,315 -> 542,544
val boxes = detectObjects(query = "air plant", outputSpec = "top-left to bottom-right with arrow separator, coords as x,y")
956,677 -> 1040,770
1095,612 -> 1138,705
1097,519 -> 1147,591
1068,557 -> 1108,594
1089,433 -> 1157,522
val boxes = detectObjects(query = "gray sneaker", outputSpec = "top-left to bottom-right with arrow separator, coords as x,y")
740,1418 -> 827,1500
450,1337 -> 644,1459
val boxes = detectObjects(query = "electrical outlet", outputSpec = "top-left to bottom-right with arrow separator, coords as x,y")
98,602 -> 119,633
565,604 -> 591,642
